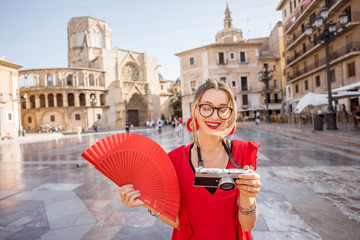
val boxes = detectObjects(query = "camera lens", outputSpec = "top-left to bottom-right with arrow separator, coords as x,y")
219,176 -> 235,191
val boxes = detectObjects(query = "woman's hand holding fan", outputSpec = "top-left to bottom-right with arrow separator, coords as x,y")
81,133 -> 180,222
119,184 -> 143,207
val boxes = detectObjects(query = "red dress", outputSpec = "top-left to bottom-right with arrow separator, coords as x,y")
168,140 -> 260,240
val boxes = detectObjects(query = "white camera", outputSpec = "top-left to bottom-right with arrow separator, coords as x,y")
193,166 -> 254,190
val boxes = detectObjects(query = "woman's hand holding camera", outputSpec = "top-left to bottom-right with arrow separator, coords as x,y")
235,165 -> 261,198
119,184 -> 144,207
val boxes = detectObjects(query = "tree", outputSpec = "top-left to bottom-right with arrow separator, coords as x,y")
170,90 -> 182,118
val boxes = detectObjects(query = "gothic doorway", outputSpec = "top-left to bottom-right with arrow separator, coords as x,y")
127,93 -> 149,126
128,110 -> 139,126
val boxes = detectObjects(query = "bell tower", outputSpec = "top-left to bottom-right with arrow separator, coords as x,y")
224,4 -> 233,29
215,4 -> 243,44
67,17 -> 112,69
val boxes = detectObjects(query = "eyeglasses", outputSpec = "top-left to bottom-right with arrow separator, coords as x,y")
198,104 -> 233,120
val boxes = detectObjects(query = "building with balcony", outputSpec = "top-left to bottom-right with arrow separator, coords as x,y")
19,17 -> 164,132
0,58 -> 23,138
176,6 -> 285,121
277,0 -> 360,113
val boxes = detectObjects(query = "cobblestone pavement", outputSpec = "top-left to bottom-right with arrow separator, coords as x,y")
0,124 -> 359,240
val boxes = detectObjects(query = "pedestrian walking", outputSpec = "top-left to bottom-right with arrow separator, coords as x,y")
125,121 -> 130,133
157,119 -> 162,134
173,117 -> 180,142
119,78 -> 261,240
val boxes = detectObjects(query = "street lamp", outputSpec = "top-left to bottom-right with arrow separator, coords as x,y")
258,64 -> 273,123
12,90 -> 27,137
89,94 -> 97,127
305,7 -> 348,130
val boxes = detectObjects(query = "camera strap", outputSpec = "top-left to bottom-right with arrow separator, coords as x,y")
196,139 -> 242,169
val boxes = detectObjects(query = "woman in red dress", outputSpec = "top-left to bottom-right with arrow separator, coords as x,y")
120,78 -> 261,240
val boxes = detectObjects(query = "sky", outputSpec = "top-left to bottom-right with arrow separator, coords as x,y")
0,0 -> 282,81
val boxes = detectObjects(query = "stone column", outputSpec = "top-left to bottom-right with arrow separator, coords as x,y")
44,93 -> 48,108
85,73 -> 89,87
85,92 -> 91,107
35,95 -> 40,108
52,73 -> 56,87
54,92 -> 58,107
25,97 -> 30,109
63,92 -> 68,107
74,92 -> 80,107
35,74 -> 39,86
96,92 -> 101,106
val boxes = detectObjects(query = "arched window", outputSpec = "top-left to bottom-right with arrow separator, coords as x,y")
67,75 -> 73,86
47,75 -> 53,86
79,93 -> 86,106
78,72 -> 84,86
57,94 -> 63,107
48,94 -> 54,107
28,74 -> 35,87
68,93 -> 75,106
92,26 -> 104,48
30,95 -> 35,108
21,97 -> 26,109
39,94 -> 45,108
19,75 -> 26,87
89,74 -> 95,86
100,94 -> 106,106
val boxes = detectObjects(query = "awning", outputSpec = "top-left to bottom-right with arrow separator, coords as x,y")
332,81 -> 360,92
332,91 -> 360,99
238,107 -> 264,112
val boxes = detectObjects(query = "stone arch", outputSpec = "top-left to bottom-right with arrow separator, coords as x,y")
56,94 -> 63,107
29,95 -> 36,108
68,93 -> 75,106
40,109 -> 65,129
100,94 -> 106,106
28,73 -> 35,86
126,93 -> 149,126
89,73 -> 95,86
19,75 -> 26,87
47,74 -> 53,86
79,93 -> 86,106
48,94 -> 54,107
39,94 -> 45,108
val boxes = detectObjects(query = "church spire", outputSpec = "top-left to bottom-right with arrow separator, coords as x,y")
224,3 -> 233,29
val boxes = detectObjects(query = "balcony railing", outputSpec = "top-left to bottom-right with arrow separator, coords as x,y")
262,99 -> 283,104
288,41 -> 360,81
285,0 -> 351,43
286,12 -> 360,66
284,3 -> 312,33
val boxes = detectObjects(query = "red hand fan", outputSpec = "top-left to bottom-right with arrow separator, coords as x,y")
81,133 -> 180,222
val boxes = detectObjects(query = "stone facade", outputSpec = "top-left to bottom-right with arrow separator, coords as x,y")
176,6 -> 285,121
277,0 -> 360,112
20,17 -> 166,132
0,58 -> 23,138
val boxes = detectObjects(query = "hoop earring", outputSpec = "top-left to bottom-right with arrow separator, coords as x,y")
227,126 -> 235,136
187,118 -> 199,132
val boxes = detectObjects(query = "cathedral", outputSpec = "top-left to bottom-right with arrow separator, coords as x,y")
19,17 -> 166,132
